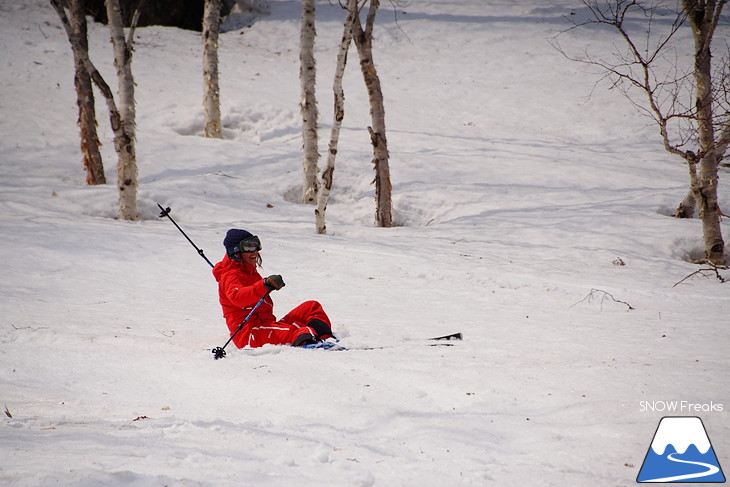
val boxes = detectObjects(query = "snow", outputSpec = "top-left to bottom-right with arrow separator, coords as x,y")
1,0 -> 728,485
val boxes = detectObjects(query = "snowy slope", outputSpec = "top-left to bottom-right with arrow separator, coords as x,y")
1,0 -> 728,486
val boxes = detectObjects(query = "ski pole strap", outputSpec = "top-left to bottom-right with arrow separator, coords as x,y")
212,289 -> 273,360
157,203 -> 214,268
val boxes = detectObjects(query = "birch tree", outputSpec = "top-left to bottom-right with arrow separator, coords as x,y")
106,0 -> 140,220
300,0 -> 319,204
52,0 -> 143,220
315,0 -> 357,234
352,0 -> 393,227
554,0 -> 728,265
203,0 -> 223,139
682,0 -> 727,265
52,0 -> 105,185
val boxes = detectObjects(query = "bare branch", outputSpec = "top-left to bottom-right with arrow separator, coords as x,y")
571,288 -> 635,311
673,264 -> 729,286
551,0 -> 727,163
707,0 -> 729,39
126,0 -> 147,49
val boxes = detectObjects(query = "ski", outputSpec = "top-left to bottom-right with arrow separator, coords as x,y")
210,332 -> 464,354
300,333 -> 463,351
428,332 -> 463,341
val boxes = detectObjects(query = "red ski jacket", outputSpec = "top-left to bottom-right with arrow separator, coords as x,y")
212,254 -> 275,348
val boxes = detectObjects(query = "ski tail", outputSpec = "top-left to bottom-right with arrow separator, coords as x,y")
428,332 -> 463,341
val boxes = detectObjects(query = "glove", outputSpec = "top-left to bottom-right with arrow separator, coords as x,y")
264,275 -> 285,291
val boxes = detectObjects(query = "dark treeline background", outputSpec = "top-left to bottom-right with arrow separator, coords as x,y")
82,0 -> 239,31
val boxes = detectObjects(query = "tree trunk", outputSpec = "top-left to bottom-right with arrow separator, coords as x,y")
315,0 -> 356,235
675,188 -> 697,218
352,0 -> 392,227
300,0 -> 319,204
675,155 -> 700,218
72,0 -> 105,185
678,107 -> 730,219
54,0 -> 106,185
203,0 -> 223,139
684,0 -> 725,264
106,0 -> 138,221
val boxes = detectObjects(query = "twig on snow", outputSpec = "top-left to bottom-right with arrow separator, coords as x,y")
674,264 -> 729,287
11,324 -> 49,331
571,288 -> 635,311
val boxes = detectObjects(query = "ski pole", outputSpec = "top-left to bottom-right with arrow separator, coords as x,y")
212,288 -> 273,360
157,203 -> 214,268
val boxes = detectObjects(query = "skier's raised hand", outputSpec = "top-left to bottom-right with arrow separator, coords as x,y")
264,275 -> 285,291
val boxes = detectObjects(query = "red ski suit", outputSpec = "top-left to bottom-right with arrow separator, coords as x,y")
212,254 -> 331,348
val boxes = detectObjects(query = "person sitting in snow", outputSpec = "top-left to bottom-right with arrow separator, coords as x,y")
213,228 -> 335,348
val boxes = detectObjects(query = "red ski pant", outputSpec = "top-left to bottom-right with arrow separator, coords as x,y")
247,300 -> 331,347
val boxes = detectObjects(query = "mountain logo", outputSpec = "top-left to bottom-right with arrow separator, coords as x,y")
637,416 -> 725,483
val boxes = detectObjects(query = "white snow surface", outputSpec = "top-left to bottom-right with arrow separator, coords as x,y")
1,0 -> 729,485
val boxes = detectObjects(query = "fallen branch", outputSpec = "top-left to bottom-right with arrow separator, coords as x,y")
11,324 -> 49,331
674,264 -> 729,287
571,288 -> 635,311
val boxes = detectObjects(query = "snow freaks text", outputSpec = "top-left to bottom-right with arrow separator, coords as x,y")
639,401 -> 724,413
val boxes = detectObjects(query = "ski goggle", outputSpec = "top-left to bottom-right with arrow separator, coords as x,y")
236,235 -> 261,253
